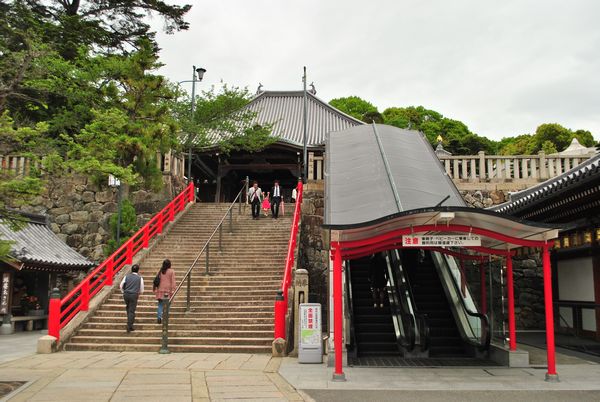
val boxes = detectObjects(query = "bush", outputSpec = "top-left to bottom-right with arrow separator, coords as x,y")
104,199 -> 138,255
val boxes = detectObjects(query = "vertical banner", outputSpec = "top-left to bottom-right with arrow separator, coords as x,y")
1,272 -> 12,315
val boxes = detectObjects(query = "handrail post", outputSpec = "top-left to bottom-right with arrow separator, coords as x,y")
126,241 -> 133,264
219,224 -> 222,251
245,176 -> 249,209
274,290 -> 286,339
142,225 -> 150,248
186,271 -> 191,312
205,242 -> 210,275
48,288 -> 61,340
157,212 -> 164,234
105,260 -> 114,286
229,208 -> 233,233
159,294 -> 170,354
81,280 -> 90,311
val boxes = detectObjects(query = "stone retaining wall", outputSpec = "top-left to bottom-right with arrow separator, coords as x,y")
12,174 -> 185,263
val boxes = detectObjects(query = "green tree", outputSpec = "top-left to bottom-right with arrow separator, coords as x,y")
573,129 -> 595,147
105,199 -> 138,255
532,123 -> 572,153
329,96 -> 377,121
171,83 -> 275,155
361,111 -> 384,124
15,0 -> 191,58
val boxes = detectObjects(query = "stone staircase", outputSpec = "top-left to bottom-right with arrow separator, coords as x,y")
64,203 -> 292,353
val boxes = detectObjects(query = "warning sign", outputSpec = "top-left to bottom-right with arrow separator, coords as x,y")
402,234 -> 481,247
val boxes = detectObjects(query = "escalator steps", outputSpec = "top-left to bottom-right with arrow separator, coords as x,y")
349,356 -> 497,367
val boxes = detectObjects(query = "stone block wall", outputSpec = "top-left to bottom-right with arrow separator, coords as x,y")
297,183 -> 329,328
12,174 -> 186,263
461,189 -> 509,208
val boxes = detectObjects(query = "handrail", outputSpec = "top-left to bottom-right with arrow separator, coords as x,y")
385,251 -> 415,352
169,180 -> 248,305
273,179 -> 303,340
48,182 -> 196,340
344,259 -> 358,359
158,179 -> 248,353
436,252 -> 491,351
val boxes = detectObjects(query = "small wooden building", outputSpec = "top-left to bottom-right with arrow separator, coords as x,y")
193,90 -> 363,202
0,211 -> 94,332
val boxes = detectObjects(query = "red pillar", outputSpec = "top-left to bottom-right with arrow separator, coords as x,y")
542,244 -> 559,381
506,254 -> 516,351
332,245 -> 346,381
480,260 -> 487,315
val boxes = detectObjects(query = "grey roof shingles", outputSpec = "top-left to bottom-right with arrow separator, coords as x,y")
491,153 -> 600,215
207,90 -> 364,148
0,212 -> 94,269
324,124 -> 465,227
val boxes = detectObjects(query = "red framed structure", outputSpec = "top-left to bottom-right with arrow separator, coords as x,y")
322,124 -> 562,382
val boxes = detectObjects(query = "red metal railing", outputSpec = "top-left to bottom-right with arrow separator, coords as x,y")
48,182 -> 195,340
274,179 -> 303,340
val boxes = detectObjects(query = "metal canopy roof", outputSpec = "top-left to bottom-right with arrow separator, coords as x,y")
323,124 -> 560,250
324,124 -> 465,227
0,212 -> 94,270
207,90 -> 363,149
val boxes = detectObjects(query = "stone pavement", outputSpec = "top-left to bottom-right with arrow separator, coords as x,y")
0,331 -> 44,365
0,352 -> 307,401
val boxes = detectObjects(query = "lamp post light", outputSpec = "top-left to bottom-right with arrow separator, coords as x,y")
108,174 -> 122,245
187,66 -> 207,185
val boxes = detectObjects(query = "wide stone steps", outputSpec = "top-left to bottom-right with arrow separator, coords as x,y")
64,202 -> 291,353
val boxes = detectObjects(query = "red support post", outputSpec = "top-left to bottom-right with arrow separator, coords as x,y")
105,260 -> 114,286
81,280 -> 90,311
332,245 -> 346,381
168,202 -> 175,222
506,254 -> 517,351
274,290 -> 286,340
542,244 -> 559,381
480,261 -> 487,315
142,225 -> 149,248
126,241 -> 133,264
188,182 -> 195,203
48,290 -> 61,340
157,212 -> 164,234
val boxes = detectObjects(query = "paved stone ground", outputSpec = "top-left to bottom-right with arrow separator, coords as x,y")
0,352 -> 306,401
0,331 -> 45,365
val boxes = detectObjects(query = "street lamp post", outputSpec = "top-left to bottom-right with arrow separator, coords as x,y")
108,174 -> 122,244
186,66 -> 206,185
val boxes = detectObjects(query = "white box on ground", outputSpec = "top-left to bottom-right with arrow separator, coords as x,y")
298,303 -> 322,363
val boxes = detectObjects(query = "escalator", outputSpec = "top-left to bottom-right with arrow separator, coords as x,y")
346,249 -> 490,366
403,250 -> 467,357
347,257 -> 400,358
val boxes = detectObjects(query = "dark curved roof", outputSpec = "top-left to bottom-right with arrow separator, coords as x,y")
324,124 -> 465,228
207,90 -> 363,149
491,153 -> 600,215
0,212 -> 94,270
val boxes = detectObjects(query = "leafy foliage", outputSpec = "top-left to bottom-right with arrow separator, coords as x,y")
170,83 -> 276,155
329,96 -> 378,121
105,199 -> 138,255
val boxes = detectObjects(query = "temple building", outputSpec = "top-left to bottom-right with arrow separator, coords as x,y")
192,89 -> 363,202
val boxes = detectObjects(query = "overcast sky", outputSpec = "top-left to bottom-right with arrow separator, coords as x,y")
152,0 -> 600,141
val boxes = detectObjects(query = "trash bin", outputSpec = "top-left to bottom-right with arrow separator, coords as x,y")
298,303 -> 322,363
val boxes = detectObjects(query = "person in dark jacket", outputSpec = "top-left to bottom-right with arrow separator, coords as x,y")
369,253 -> 388,308
120,264 -> 144,333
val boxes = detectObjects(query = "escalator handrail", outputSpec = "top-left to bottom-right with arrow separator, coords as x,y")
390,250 -> 429,352
344,260 -> 358,357
384,252 -> 411,351
438,253 -> 491,351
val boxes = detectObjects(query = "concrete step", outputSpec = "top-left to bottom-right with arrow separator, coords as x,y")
64,343 -> 271,353
69,335 -> 272,346
76,329 -> 273,338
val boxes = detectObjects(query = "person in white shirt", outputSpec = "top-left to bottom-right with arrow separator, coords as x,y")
247,181 -> 263,220
120,264 -> 144,333
270,180 -> 283,218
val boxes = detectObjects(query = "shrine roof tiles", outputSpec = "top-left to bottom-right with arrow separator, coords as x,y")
206,90 -> 363,148
0,212 -> 94,270
492,153 -> 600,215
